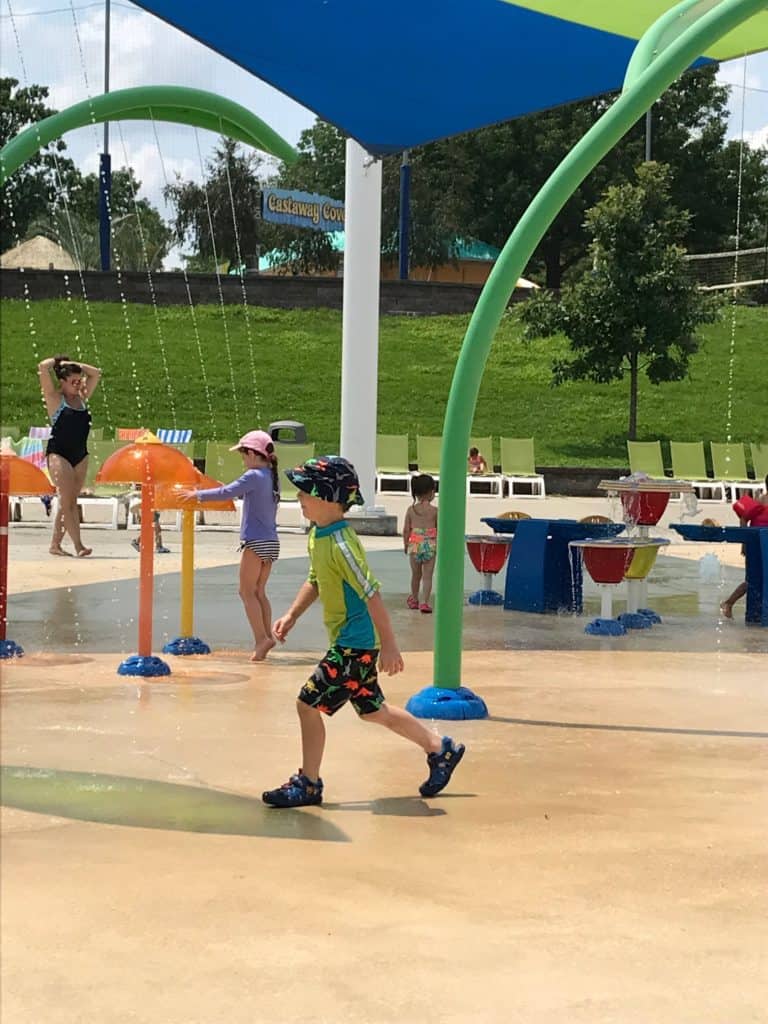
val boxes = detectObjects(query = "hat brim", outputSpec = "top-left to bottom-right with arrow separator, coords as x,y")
284,467 -> 310,492
284,467 -> 364,509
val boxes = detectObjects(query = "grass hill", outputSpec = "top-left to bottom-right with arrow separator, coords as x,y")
1,299 -> 766,468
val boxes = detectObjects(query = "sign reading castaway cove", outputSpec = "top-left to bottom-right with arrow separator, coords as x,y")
261,188 -> 345,232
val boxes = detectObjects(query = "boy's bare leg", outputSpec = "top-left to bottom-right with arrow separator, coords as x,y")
720,581 -> 747,618
297,701 -> 326,781
363,703 -> 442,754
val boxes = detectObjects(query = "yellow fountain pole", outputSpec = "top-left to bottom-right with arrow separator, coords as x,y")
157,469 -> 234,656
179,508 -> 195,640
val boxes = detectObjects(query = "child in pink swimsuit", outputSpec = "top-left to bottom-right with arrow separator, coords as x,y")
403,474 -> 438,613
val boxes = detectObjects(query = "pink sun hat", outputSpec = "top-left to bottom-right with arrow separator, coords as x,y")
229,429 -> 274,455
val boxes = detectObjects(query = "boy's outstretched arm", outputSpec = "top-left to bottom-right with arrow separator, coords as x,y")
273,581 -> 318,642
367,591 -> 404,675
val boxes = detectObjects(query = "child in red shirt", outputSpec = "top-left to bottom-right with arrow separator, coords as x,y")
720,475 -> 768,618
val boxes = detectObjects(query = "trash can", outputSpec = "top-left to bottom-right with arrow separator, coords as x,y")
269,420 -> 307,444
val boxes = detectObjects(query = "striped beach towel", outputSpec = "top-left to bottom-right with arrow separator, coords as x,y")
156,428 -> 193,444
28,425 -> 52,440
117,427 -> 145,441
14,436 -> 46,470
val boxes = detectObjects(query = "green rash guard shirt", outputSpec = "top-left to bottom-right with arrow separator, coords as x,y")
307,520 -> 381,648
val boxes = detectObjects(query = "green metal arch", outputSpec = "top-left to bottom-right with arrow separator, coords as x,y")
433,0 -> 766,692
0,85 -> 297,185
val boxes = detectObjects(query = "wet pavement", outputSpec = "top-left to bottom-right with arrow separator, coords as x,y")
2,498 -> 767,1023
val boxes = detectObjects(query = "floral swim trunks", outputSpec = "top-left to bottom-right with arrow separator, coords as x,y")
299,646 -> 385,716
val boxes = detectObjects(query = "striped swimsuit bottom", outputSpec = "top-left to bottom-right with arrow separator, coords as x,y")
239,539 -> 280,563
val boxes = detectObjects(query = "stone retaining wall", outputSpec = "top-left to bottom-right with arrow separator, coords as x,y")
0,268 -> 529,315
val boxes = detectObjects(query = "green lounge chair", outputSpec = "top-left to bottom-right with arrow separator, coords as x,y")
710,442 -> 763,501
1,425 -> 20,440
376,434 -> 412,493
194,442 -> 243,532
416,435 -> 442,480
467,435 -> 502,497
627,440 -> 667,479
204,441 -> 244,484
750,442 -> 768,484
669,441 -> 725,502
274,442 -> 317,502
274,442 -> 316,531
500,437 -> 545,499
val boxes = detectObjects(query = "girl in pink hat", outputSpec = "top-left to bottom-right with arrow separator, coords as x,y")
182,429 -> 280,661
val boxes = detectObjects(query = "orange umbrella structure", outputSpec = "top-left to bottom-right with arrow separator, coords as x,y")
154,470 -> 235,655
96,433 -> 197,676
0,452 -> 55,658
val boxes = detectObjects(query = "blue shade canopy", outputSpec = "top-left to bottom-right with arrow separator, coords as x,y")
130,1 -> 768,154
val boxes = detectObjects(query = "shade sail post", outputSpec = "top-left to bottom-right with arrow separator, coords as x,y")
340,139 -> 383,515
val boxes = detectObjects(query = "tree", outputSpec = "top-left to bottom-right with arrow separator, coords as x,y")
29,167 -> 172,271
1,78 -> 171,269
164,138 -> 265,267
442,67 -> 768,286
0,77 -> 80,244
519,162 -> 718,439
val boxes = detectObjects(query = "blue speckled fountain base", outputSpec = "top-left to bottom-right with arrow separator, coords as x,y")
467,589 -> 504,606
406,685 -> 488,720
584,618 -> 626,636
0,638 -> 24,659
117,654 -> 171,677
162,636 -> 211,656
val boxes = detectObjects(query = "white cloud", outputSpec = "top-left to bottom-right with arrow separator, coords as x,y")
718,52 -> 768,141
744,124 -> 768,150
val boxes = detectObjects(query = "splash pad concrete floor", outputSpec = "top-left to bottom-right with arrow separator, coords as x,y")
2,501 -> 767,1023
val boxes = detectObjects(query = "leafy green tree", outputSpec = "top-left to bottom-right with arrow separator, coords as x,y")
0,77 -> 80,244
1,78 -> 171,269
443,67 -> 768,286
519,162 -> 718,439
29,167 -> 171,271
69,168 -> 171,270
164,138 -> 265,267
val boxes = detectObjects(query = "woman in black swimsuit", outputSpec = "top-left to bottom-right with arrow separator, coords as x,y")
38,354 -> 102,557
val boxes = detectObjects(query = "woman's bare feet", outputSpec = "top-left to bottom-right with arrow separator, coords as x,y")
49,546 -> 73,557
251,636 -> 277,662
719,601 -> 733,619
76,546 -> 93,558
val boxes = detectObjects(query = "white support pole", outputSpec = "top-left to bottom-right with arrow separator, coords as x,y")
340,138 -> 383,514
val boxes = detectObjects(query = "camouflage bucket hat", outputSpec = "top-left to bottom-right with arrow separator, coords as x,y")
285,455 -> 365,510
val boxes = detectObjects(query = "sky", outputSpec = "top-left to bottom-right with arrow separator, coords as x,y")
2,0 -> 767,265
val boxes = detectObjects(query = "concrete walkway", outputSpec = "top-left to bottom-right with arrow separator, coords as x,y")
2,495 -> 766,1023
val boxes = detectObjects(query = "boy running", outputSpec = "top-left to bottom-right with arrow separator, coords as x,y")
263,455 -> 465,808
